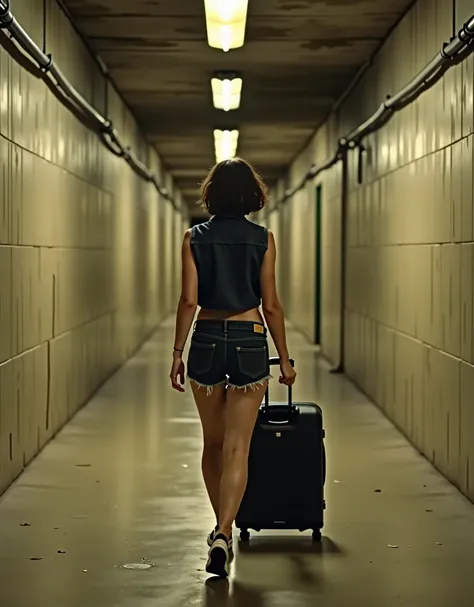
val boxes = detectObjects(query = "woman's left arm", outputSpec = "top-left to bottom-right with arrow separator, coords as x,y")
170,229 -> 198,391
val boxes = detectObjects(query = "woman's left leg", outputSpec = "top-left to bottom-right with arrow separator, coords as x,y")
191,382 -> 227,522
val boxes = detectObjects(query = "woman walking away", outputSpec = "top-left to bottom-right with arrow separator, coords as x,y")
170,158 -> 296,578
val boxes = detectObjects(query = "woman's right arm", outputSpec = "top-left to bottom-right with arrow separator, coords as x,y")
260,230 -> 296,385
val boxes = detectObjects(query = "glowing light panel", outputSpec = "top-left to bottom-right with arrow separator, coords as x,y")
211,77 -> 243,111
214,129 -> 239,163
204,0 -> 249,52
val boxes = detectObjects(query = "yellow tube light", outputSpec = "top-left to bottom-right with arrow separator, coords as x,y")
204,0 -> 249,52
214,129 -> 239,163
211,77 -> 243,111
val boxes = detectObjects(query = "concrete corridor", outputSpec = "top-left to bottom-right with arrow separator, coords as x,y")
0,319 -> 474,607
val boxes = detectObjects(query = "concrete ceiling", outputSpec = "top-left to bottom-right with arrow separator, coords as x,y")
62,0 -> 414,210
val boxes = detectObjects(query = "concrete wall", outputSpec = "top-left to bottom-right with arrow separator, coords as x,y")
273,0 -> 474,502
0,0 -> 185,495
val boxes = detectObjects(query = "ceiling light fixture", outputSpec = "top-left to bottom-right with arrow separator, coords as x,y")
214,129 -> 239,163
204,0 -> 249,52
211,75 -> 243,111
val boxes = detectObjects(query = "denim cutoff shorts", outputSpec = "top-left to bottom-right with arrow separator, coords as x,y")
187,320 -> 271,393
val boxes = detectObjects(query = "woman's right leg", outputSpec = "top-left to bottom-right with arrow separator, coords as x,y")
217,382 -> 267,539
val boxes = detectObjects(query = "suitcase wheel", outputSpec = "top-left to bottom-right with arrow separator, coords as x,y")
312,530 -> 322,542
240,530 -> 250,542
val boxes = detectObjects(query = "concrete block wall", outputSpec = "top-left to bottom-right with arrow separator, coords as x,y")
0,0 -> 185,495
272,0 -> 474,501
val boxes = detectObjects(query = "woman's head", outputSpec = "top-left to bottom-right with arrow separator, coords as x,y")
199,157 -> 269,216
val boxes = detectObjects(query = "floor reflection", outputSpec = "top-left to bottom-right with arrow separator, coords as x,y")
204,578 -> 265,607
203,577 -> 321,607
237,534 -> 343,555
201,534 -> 340,607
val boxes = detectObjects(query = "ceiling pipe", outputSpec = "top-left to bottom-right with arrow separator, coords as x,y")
272,14 -> 474,211
0,1 -> 179,211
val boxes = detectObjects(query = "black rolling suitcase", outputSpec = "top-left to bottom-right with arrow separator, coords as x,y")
236,357 -> 326,542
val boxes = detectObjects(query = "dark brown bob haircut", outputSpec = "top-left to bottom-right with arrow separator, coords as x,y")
199,157 -> 269,216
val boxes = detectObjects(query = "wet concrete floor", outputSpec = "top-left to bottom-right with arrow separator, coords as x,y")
1,318 -> 474,607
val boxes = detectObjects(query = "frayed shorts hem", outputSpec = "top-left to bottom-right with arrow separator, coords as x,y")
188,374 -> 272,396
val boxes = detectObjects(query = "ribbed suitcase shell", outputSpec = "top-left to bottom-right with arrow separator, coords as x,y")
236,401 -> 326,541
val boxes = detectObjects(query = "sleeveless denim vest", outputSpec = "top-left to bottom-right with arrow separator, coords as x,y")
190,215 -> 268,311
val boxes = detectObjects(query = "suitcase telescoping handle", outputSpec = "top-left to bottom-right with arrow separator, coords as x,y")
264,357 -> 295,410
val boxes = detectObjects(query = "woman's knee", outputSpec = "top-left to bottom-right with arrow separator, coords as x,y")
203,435 -> 224,453
222,437 -> 250,460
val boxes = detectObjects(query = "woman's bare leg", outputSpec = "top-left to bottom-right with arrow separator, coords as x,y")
191,382 -> 227,521
217,382 -> 267,539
